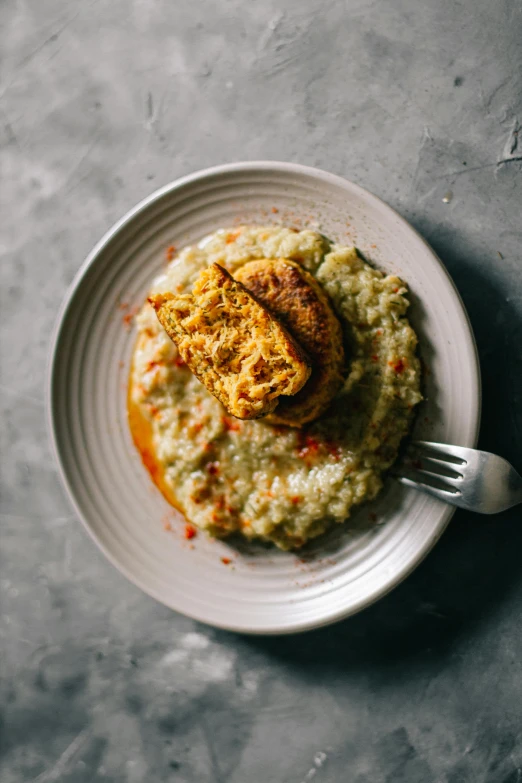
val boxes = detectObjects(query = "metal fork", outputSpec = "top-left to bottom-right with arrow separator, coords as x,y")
394,441 -> 522,513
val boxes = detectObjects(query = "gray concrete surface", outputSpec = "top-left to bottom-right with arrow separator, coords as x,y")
2,0 -> 522,780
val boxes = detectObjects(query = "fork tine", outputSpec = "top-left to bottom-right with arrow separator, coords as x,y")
412,467 -> 463,490
417,455 -> 464,479
412,440 -> 468,464
395,475 -> 462,500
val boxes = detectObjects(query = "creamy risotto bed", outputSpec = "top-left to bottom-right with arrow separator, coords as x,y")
129,226 -> 422,550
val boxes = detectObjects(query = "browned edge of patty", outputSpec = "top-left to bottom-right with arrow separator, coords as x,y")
235,258 -> 345,426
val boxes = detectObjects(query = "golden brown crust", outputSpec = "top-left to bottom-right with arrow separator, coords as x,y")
235,258 -> 345,426
148,263 -> 311,420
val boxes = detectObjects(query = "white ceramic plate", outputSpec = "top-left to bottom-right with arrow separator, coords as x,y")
48,162 -> 480,634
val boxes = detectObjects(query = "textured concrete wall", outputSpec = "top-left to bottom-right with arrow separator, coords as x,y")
1,0 -> 522,781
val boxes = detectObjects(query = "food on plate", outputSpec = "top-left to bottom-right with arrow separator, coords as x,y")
128,226 -> 422,549
148,263 -> 311,420
235,257 -> 344,427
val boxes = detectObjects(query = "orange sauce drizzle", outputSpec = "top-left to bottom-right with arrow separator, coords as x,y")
127,372 -> 184,515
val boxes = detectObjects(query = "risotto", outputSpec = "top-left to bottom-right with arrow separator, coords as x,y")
128,226 -> 422,549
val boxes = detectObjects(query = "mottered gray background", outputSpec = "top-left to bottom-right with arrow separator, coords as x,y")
1,0 -> 522,781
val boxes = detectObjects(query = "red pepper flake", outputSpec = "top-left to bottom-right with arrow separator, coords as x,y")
174,355 -> 185,367
166,245 -> 177,262
271,206 -> 279,214
327,443 -> 341,461
225,231 -> 241,244
389,359 -> 406,374
371,354 -> 379,362
145,360 -> 160,372
297,434 -> 321,459
206,461 -> 220,476
184,524 -> 197,540
121,304 -> 140,329
222,416 -> 240,432
393,287 -> 399,293
221,557 -> 232,565
291,496 -> 301,505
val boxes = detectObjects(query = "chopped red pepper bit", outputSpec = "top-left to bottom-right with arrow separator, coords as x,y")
206,461 -> 220,476
221,557 -> 232,565
271,206 -> 279,213
389,359 -> 406,374
225,231 -> 241,244
291,496 -> 301,505
184,524 -> 197,540
166,245 -> 177,262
